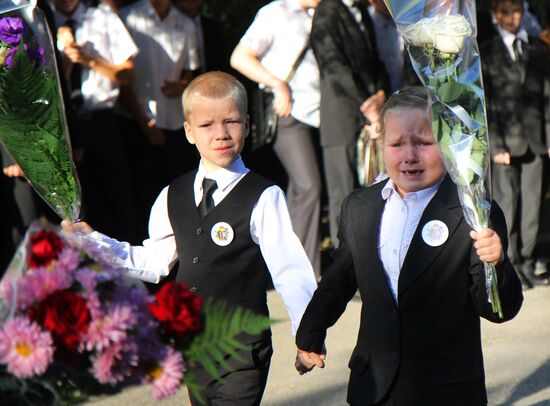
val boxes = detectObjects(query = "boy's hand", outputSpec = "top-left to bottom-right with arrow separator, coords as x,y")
3,164 -> 24,178
470,228 -> 504,265
61,220 -> 94,235
295,348 -> 326,375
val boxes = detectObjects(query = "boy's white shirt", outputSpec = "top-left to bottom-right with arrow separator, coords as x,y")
90,156 -> 317,334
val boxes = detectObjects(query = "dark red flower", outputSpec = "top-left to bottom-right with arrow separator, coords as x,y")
30,289 -> 90,350
148,282 -> 202,337
27,230 -> 64,268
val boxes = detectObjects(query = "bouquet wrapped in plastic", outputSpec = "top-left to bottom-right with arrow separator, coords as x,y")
0,222 -> 271,404
383,0 -> 502,317
0,1 -> 80,221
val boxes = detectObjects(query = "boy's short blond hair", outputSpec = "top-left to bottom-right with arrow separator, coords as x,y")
379,86 -> 431,137
182,71 -> 248,121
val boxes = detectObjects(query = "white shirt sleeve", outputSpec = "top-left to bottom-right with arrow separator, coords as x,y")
250,185 -> 317,335
239,6 -> 275,56
89,186 -> 178,283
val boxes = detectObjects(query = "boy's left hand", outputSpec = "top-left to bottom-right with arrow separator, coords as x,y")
470,228 -> 504,265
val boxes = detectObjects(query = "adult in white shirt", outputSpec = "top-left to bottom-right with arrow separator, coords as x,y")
53,0 -> 138,242
230,0 -> 323,279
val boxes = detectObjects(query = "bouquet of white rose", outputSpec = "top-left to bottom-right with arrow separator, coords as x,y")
383,0 -> 502,317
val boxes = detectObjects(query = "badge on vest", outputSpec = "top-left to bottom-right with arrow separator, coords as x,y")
211,222 -> 234,246
421,220 -> 449,247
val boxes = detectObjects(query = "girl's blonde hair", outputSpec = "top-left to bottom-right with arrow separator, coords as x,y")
379,86 -> 430,137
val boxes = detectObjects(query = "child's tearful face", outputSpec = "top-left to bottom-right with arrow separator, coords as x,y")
184,97 -> 248,172
383,108 -> 445,196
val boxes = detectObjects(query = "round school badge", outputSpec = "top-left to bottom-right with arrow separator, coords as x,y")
211,222 -> 234,247
421,220 -> 449,247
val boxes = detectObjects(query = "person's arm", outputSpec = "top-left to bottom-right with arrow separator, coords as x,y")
63,46 -> 135,86
468,201 -> 523,323
161,69 -> 193,99
62,187 -> 178,283
250,185 -> 317,334
230,43 -> 292,117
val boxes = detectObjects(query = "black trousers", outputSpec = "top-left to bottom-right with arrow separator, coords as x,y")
188,338 -> 273,406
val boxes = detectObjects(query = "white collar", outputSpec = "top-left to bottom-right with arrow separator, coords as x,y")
498,26 -> 529,48
381,177 -> 444,202
195,156 -> 249,193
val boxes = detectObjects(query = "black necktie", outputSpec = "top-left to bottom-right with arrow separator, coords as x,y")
64,18 -> 83,107
199,178 -> 218,217
513,38 -> 523,64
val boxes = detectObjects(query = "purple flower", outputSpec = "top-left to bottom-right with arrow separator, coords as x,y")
0,317 -> 54,378
0,17 -> 27,45
4,44 -> 46,70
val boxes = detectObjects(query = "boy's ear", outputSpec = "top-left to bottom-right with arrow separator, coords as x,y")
183,121 -> 196,145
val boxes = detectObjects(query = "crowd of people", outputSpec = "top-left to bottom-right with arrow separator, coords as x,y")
0,0 -> 549,404
1,0 -> 549,283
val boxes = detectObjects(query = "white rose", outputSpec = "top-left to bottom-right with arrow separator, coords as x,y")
433,15 -> 473,54
403,18 -> 435,46
0,47 -> 9,66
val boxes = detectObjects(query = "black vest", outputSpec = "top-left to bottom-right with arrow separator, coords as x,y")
167,171 -> 274,320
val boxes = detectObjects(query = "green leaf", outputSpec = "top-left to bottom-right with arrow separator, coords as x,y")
183,299 -> 273,382
0,43 -> 79,220
437,82 -> 467,104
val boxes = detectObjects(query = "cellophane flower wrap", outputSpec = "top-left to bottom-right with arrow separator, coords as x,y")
0,1 -> 80,221
0,222 -> 271,404
383,0 -> 502,317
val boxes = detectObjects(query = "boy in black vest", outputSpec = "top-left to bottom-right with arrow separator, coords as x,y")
63,71 -> 317,405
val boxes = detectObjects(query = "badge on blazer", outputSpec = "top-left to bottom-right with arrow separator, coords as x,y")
421,220 -> 449,247
211,222 -> 234,246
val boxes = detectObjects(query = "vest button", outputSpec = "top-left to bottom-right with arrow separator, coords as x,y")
196,228 -> 203,235
192,257 -> 199,264
190,286 -> 198,293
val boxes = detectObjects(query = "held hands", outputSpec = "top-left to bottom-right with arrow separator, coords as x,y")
470,228 -> 504,265
295,348 -> 326,375
273,80 -> 292,117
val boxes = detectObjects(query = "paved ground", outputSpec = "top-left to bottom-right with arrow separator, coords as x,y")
87,284 -> 550,406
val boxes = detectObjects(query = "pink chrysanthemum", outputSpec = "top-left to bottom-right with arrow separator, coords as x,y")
80,304 -> 136,352
17,266 -> 72,309
0,317 -> 54,378
75,268 -> 102,319
146,347 -> 185,400
91,340 -> 139,384
56,248 -> 81,273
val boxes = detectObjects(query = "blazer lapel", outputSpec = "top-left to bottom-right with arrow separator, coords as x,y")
397,176 -> 464,299
354,182 -> 396,308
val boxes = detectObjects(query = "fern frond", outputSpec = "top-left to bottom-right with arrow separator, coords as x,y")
0,44 -> 79,220
183,299 -> 272,381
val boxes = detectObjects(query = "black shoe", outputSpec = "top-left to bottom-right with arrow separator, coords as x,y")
523,262 -> 550,287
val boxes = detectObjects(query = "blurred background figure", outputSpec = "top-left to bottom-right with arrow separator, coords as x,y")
231,0 -> 323,279
480,0 -> 550,289
310,0 -> 389,248
174,0 -> 230,73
